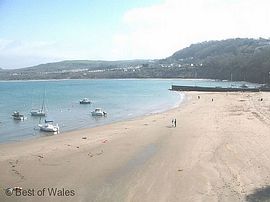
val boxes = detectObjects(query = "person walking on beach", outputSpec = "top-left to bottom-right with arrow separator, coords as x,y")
174,118 -> 177,127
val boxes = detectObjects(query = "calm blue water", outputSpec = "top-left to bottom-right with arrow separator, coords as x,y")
0,79 -> 260,143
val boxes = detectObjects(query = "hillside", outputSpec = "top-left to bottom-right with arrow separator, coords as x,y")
164,38 -> 270,83
0,60 -> 154,80
1,38 -> 270,83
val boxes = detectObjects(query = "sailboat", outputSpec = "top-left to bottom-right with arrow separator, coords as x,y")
34,90 -> 59,133
31,91 -> 46,116
31,108 -> 46,116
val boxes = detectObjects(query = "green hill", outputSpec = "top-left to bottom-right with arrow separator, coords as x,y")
165,38 -> 270,83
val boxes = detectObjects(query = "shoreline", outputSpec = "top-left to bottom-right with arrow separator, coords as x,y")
1,91 -> 270,201
0,93 -> 187,158
0,91 -> 184,145
0,91 -> 190,146
1,77 -> 260,83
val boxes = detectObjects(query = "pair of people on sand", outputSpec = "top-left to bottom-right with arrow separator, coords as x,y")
172,118 -> 177,127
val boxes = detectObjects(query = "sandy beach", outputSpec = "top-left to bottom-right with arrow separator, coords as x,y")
1,91 -> 270,202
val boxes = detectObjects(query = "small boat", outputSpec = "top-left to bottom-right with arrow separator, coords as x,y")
38,120 -> 59,133
31,109 -> 46,116
31,90 -> 46,116
91,108 -> 107,116
240,84 -> 248,88
80,98 -> 91,104
12,111 -> 27,120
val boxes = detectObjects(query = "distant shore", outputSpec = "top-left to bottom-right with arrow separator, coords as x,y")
1,91 -> 270,201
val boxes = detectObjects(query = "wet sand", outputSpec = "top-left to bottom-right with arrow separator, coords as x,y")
1,92 -> 270,201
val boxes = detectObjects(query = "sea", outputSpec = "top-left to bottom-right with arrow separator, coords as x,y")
0,79 -> 260,143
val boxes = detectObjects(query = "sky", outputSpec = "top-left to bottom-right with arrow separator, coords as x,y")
0,0 -> 269,69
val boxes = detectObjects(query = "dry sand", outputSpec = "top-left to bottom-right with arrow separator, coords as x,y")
1,92 -> 270,202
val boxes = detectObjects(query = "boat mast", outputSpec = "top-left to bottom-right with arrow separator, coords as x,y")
41,88 -> 46,112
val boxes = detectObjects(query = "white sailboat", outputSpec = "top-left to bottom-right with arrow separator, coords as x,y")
31,91 -> 46,116
31,108 -> 46,116
35,90 -> 59,133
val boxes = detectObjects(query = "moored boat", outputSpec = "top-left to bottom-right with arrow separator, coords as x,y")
31,90 -> 46,116
38,120 -> 59,133
80,98 -> 91,104
91,108 -> 107,116
12,111 -> 27,121
31,109 -> 46,116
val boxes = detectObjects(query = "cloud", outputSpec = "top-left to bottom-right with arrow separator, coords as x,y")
2,0 -> 270,68
111,0 -> 270,60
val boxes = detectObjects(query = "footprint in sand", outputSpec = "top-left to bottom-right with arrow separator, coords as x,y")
9,160 -> 24,180
31,154 -> 44,161
36,155 -> 44,161
88,152 -> 94,157
9,160 -> 19,168
12,169 -> 24,178
88,150 -> 104,158
66,144 -> 79,149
